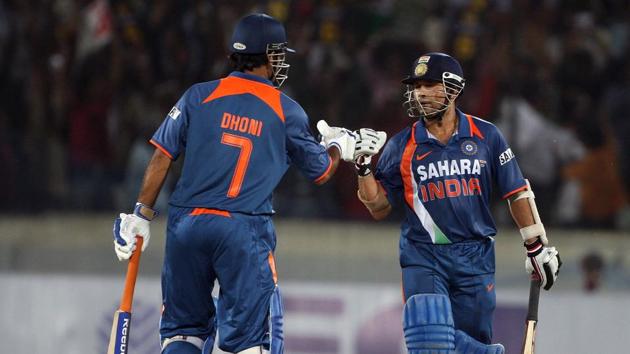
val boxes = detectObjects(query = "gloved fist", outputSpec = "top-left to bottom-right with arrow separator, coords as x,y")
113,203 -> 156,261
353,128 -> 387,176
317,120 -> 357,161
525,238 -> 562,290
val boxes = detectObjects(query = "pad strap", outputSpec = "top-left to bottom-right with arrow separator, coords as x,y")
161,335 -> 204,351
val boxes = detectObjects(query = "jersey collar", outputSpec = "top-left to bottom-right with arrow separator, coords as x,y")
413,109 -> 471,144
229,71 -> 275,86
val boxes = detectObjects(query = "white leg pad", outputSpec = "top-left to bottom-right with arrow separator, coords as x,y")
161,335 -> 204,351
237,346 -> 265,354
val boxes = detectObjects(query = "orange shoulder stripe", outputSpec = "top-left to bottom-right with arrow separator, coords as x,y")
466,114 -> 484,139
202,76 -> 285,123
400,136 -> 416,210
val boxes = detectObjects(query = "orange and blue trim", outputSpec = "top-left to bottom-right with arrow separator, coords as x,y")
465,114 -> 484,139
314,154 -> 333,184
202,75 -> 285,123
189,208 -> 231,217
149,139 -> 174,159
502,184 -> 528,200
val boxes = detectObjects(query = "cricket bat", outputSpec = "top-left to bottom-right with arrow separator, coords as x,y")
107,237 -> 143,354
522,277 -> 541,354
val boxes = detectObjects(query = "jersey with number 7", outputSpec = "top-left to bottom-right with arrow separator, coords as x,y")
151,71 -> 333,212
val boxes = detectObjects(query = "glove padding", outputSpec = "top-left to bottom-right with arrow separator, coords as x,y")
113,213 -> 150,261
354,128 -> 387,165
525,238 -> 562,290
317,120 -> 357,161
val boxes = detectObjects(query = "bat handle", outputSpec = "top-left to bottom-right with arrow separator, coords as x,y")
527,276 -> 541,321
120,236 -> 143,312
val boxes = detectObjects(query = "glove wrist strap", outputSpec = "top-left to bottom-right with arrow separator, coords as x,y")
524,238 -> 543,257
134,202 -> 158,221
356,162 -> 372,177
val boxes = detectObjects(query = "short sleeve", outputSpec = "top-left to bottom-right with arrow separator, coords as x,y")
374,137 -> 404,206
283,97 -> 331,182
491,127 -> 526,199
150,87 -> 194,160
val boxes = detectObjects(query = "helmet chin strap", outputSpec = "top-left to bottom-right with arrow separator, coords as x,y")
421,96 -> 450,122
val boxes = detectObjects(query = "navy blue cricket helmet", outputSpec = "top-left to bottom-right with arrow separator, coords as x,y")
230,13 -> 295,54
402,52 -> 464,85
402,53 -> 466,119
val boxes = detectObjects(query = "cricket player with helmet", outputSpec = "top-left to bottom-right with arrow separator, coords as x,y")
112,13 -> 357,354
350,52 -> 562,353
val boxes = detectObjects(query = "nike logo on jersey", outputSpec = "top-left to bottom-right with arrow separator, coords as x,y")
486,283 -> 494,292
416,151 -> 432,161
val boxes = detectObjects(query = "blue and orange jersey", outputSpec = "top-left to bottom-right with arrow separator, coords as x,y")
375,110 -> 526,244
150,71 -> 332,214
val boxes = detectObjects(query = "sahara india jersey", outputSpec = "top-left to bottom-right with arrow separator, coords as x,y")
375,110 -> 527,244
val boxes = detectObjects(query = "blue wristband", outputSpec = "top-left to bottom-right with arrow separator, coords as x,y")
134,202 -> 158,221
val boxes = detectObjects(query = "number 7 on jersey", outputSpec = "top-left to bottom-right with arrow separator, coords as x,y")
221,133 -> 253,198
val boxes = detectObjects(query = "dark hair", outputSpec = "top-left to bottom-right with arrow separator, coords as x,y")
229,52 -> 268,72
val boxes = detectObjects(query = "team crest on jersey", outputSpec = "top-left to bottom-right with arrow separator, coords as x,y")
168,106 -> 181,120
461,140 -> 478,156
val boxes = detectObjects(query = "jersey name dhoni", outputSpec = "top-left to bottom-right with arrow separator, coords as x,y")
150,71 -> 332,215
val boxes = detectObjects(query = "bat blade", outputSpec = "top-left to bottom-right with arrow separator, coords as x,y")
107,310 -> 132,354
522,277 -> 541,354
107,237 -> 143,354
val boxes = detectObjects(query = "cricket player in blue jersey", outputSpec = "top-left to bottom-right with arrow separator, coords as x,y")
351,53 -> 562,353
112,13 -> 357,354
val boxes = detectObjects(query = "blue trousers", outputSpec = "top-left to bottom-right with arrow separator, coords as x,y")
159,206 -> 278,353
400,237 -> 496,344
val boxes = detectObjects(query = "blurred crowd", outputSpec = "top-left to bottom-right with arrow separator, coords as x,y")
1,0 -> 629,228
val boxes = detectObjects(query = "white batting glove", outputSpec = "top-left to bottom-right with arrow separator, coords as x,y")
353,128 -> 387,165
525,238 -> 562,290
112,203 -> 156,261
317,120 -> 357,161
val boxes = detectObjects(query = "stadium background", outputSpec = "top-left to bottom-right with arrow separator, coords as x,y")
1,0 -> 629,353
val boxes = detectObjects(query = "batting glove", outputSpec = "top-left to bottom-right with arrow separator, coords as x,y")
317,120 -> 357,161
353,128 -> 387,176
525,238 -> 562,290
113,203 -> 157,261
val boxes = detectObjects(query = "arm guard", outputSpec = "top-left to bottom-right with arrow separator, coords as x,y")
357,185 -> 391,219
508,179 -> 548,245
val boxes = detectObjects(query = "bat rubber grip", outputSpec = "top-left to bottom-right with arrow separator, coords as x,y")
120,236 -> 143,312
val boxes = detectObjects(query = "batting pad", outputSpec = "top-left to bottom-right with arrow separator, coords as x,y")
403,294 -> 456,354
454,330 -> 505,354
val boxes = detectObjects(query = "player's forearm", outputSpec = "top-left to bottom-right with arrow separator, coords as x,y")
358,174 -> 391,220
508,197 -> 537,244
137,149 -> 172,207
